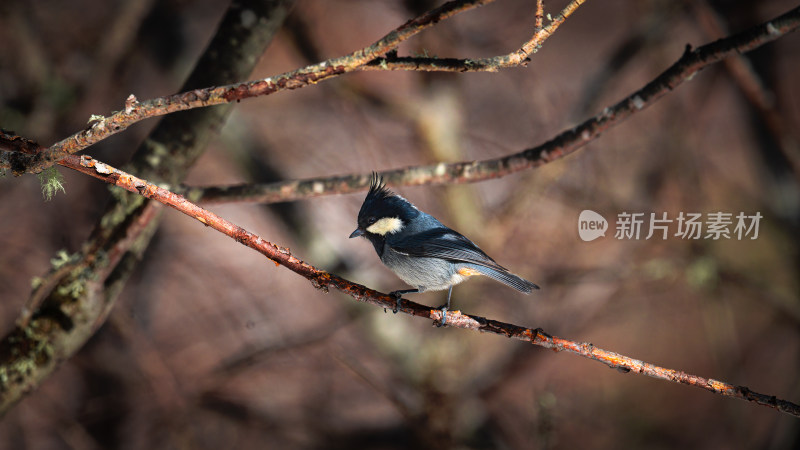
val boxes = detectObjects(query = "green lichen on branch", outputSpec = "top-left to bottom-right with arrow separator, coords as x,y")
50,249 -> 74,269
42,250 -> 93,300
36,166 -> 66,201
0,320 -> 54,394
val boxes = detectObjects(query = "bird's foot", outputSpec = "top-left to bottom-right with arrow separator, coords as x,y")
389,291 -> 403,314
433,303 -> 449,327
393,296 -> 403,314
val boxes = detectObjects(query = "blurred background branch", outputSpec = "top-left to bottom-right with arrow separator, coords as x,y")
0,0 -> 295,415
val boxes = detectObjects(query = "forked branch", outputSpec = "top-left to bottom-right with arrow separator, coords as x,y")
1,0 -> 589,176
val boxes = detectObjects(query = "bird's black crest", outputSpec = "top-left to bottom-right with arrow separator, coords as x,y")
357,173 -> 418,226
366,172 -> 393,203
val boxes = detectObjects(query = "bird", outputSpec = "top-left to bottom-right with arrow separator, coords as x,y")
349,174 -> 538,324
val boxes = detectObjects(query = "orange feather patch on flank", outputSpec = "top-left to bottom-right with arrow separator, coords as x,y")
457,267 -> 483,277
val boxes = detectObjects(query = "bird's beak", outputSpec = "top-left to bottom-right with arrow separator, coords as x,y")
349,228 -> 364,239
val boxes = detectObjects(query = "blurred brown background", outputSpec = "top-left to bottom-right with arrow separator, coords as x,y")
1,0 -> 799,448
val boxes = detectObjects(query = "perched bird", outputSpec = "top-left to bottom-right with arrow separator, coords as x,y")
349,174 -> 538,323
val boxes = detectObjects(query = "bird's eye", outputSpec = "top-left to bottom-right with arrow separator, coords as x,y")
366,216 -> 377,225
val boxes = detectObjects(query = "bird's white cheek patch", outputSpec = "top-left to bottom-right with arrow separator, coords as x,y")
366,217 -> 403,235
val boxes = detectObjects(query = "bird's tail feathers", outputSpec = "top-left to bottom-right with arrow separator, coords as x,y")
475,266 -> 539,293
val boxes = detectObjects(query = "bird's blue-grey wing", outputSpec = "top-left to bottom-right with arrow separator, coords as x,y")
389,227 -> 539,293
388,228 -> 507,271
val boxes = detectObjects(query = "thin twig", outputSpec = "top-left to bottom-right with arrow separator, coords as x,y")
533,0 -> 544,32
60,153 -> 800,418
361,0 -> 585,72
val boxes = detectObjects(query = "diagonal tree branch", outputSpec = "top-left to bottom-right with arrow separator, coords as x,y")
56,153 -> 800,418
184,4 -> 800,205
